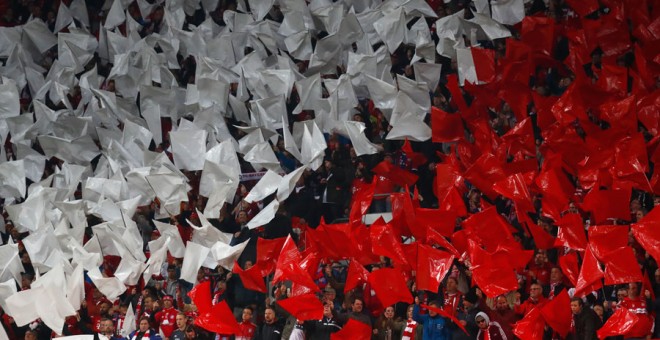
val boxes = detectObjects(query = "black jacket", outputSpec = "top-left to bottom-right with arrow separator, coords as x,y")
305,316 -> 343,340
570,307 -> 601,340
254,318 -> 285,340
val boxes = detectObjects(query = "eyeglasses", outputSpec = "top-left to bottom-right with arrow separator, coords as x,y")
476,319 -> 486,324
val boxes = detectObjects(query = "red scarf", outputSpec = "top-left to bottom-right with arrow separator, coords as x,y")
131,329 -> 151,340
401,320 -> 418,340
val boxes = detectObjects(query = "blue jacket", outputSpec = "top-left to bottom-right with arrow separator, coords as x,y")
413,304 -> 451,340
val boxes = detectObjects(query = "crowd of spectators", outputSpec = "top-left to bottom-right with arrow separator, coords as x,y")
0,0 -> 659,339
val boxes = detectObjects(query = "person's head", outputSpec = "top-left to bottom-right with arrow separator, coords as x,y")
628,282 -> 640,298
323,302 -> 333,318
529,283 -> 543,299
24,330 -> 37,340
427,300 -> 441,317
264,307 -> 276,324
100,318 -> 114,335
570,297 -> 583,315
176,313 -> 187,330
445,277 -> 458,293
475,312 -> 490,330
534,251 -> 546,265
167,265 -> 177,279
144,295 -> 154,310
324,286 -> 336,302
495,295 -> 510,311
383,306 -> 394,319
242,307 -> 253,322
550,267 -> 563,283
463,291 -> 479,310
184,326 -> 196,339
97,300 -> 112,315
244,260 -> 253,269
406,304 -> 414,320
593,304 -> 604,318
617,288 -> 628,301
163,295 -> 174,308
237,210 -> 248,224
352,298 -> 364,313
139,317 -> 150,332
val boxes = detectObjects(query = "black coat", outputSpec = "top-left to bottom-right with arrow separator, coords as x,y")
254,319 -> 285,340
570,307 -> 601,340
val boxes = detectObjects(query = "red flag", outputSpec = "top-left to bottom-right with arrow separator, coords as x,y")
426,228 -> 461,258
256,237 -> 287,275
401,139 -> 427,167
632,218 -> 660,265
415,207 -> 456,237
558,252 -> 579,287
438,186 -> 467,217
574,247 -> 604,298
344,260 -> 370,293
514,307 -> 546,340
493,173 -> 535,213
367,268 -> 413,308
520,214 -> 556,250
596,64 -> 628,97
273,236 -> 319,294
416,244 -> 455,292
188,280 -> 212,315
232,261 -> 268,293
581,188 -> 632,224
462,207 -> 516,252
499,84 -> 532,122
521,16 -> 555,56
468,240 -> 519,298
434,163 -> 465,200
350,224 -> 381,265
471,47 -> 496,83
588,225 -> 629,262
331,319 -> 371,340
603,247 -> 643,285
431,106 -> 464,143
596,308 -> 639,339
501,117 -> 536,157
349,178 -> 377,224
195,300 -> 241,335
598,96 -> 637,134
565,0 -> 599,16
421,303 -> 468,336
391,192 -> 425,239
276,293 -> 324,321
445,74 -> 469,113
372,161 -> 418,187
555,213 -> 588,251
370,217 -> 409,268
540,290 -> 572,337
535,167 -> 574,221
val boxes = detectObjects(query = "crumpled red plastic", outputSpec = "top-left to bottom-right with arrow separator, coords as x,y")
574,246 -> 604,298
597,307 -> 639,339
276,293 -> 324,321
416,244 -> 455,292
540,290 -> 572,337
367,268 -> 413,308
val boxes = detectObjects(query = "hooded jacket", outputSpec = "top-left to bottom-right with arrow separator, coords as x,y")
475,312 -> 508,340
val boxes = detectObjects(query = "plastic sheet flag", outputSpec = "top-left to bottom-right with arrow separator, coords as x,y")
247,199 -> 280,229
23,19 -> 58,53
143,237 -> 171,284
104,0 -> 126,29
0,80 -> 20,119
386,111 -> 432,142
66,264 -> 84,311
490,0 -> 525,25
343,121 -> 379,156
180,242 -> 211,284
373,7 -> 406,54
211,240 -> 248,271
0,243 -> 24,284
456,46 -> 495,86
276,166 -> 307,202
153,220 -> 187,258
87,267 -> 126,302
245,170 -> 282,203
0,160 -> 26,199
170,128 -> 207,171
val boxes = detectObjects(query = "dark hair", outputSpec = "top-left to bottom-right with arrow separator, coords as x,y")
570,297 -> 584,306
